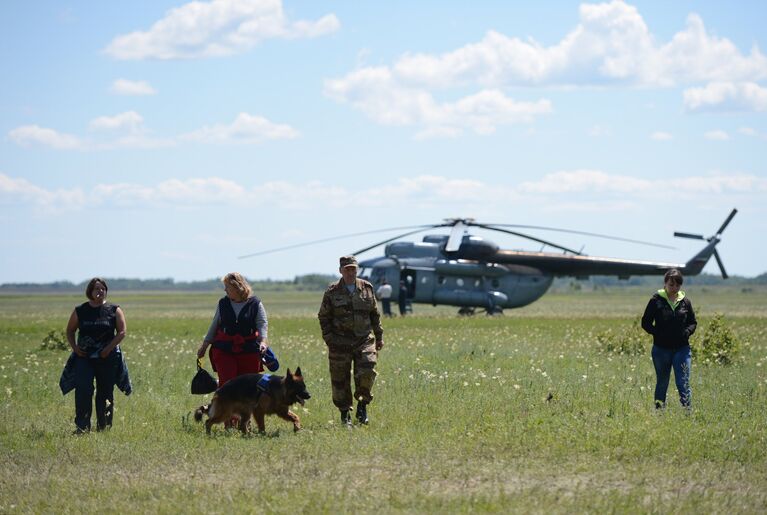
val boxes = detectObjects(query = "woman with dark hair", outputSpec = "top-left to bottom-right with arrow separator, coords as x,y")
641,269 -> 697,409
197,272 -> 274,387
63,277 -> 128,433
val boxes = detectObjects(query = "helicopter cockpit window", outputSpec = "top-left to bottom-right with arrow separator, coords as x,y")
369,268 -> 385,284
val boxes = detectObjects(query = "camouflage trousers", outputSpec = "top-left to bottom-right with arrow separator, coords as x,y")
327,335 -> 378,410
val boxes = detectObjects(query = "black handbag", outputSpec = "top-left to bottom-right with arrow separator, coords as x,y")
191,358 -> 218,394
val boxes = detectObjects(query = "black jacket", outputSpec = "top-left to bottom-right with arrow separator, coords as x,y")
59,346 -> 132,396
641,291 -> 697,349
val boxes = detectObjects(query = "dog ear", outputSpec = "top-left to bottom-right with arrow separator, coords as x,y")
285,368 -> 292,378
295,367 -> 302,377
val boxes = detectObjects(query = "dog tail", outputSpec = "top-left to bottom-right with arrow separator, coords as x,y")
194,404 -> 209,422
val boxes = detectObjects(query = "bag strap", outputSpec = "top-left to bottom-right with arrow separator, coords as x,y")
197,357 -> 204,371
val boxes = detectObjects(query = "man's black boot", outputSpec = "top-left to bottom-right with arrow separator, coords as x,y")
356,402 -> 368,425
340,410 -> 352,427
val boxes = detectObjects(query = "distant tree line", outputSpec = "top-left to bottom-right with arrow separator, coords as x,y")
2,272 -> 765,293
0,274 -> 338,293
551,272 -> 767,291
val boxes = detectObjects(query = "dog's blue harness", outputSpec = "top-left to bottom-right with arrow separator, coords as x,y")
257,374 -> 272,392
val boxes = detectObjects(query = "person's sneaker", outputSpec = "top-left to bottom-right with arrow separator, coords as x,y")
355,402 -> 368,425
340,410 -> 352,427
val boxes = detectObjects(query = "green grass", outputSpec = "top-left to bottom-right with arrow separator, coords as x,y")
1,288 -> 766,513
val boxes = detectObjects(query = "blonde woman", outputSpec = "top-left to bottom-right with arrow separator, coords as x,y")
197,273 -> 270,387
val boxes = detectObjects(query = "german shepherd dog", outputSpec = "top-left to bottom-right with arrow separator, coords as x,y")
194,368 -> 310,435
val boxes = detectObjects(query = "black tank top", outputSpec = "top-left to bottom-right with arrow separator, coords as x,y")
75,302 -> 118,352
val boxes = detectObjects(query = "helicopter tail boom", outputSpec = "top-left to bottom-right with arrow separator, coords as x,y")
680,239 -> 720,277
489,209 -> 737,279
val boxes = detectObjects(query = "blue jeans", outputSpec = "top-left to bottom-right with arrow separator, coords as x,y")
651,345 -> 691,407
73,352 -> 117,430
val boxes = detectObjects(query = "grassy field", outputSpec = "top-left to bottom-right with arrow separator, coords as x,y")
0,287 -> 765,513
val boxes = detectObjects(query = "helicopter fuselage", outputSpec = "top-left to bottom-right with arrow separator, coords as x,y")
360,236 -> 555,310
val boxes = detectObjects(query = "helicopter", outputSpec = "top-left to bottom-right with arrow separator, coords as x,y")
240,209 -> 737,315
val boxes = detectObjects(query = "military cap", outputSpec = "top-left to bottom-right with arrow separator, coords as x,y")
339,255 -> 358,268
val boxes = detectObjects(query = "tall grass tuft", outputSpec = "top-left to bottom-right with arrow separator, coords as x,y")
40,330 -> 68,351
692,313 -> 741,365
595,316 -> 646,355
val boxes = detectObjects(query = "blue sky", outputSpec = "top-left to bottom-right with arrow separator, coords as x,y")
1,0 -> 765,283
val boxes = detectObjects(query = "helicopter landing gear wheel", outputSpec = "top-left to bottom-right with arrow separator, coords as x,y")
485,306 -> 504,316
457,307 -> 476,316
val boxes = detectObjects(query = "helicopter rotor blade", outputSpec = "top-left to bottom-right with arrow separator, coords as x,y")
673,231 -> 706,240
715,208 -> 738,236
445,221 -> 467,252
713,249 -> 729,279
484,224 -> 676,250
238,224 -> 440,259
351,225 -> 448,256
473,223 -> 583,255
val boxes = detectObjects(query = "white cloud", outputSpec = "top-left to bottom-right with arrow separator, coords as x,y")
89,111 -> 145,132
327,1 -> 767,133
92,177 -> 248,206
103,0 -> 340,60
683,81 -> 767,112
324,68 -> 552,138
179,113 -> 299,144
9,112 -> 295,150
8,115 -> 173,151
518,169 -> 767,198
518,170 -> 650,194
111,79 -> 157,96
0,173 -> 86,210
8,125 -> 83,150
589,125 -> 611,137
736,126 -> 767,140
374,2 -> 767,90
4,170 -> 764,215
704,130 -> 729,141
650,131 -> 673,141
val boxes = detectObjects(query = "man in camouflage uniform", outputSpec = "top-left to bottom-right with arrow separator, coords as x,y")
318,255 -> 384,426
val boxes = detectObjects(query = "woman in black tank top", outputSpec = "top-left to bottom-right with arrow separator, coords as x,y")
64,278 -> 127,433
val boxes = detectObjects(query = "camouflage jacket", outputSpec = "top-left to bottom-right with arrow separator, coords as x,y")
318,278 -> 383,343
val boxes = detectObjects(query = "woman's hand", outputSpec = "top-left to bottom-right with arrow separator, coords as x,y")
99,346 -> 114,359
197,341 -> 209,359
259,341 -> 268,354
72,346 -> 87,358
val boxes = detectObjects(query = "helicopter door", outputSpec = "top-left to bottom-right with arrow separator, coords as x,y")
400,270 -> 416,298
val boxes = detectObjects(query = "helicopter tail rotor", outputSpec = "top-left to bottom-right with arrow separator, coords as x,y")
715,208 -> 738,237
677,208 -> 737,279
673,231 -> 705,241
713,249 -> 728,279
